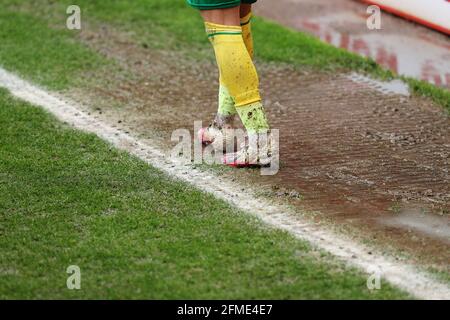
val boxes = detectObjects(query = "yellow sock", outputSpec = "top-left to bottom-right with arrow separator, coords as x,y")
205,22 -> 269,133
216,14 -> 254,119
217,84 -> 236,116
235,101 -> 270,134
240,12 -> 254,59
205,22 -> 260,107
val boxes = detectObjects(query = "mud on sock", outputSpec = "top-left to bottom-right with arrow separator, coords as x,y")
216,14 -> 255,120
217,84 -> 236,117
205,22 -> 261,107
235,101 -> 270,134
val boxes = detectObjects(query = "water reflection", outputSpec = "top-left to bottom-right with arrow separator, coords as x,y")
256,2 -> 450,89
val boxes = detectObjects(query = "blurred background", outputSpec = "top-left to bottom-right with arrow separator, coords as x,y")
254,0 -> 450,89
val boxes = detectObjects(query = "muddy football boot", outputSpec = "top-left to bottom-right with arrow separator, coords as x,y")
198,115 -> 237,152
222,132 -> 274,167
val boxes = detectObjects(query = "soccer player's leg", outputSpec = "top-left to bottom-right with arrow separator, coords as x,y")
200,1 -> 255,147
197,1 -> 260,155
197,4 -> 272,166
195,5 -> 241,151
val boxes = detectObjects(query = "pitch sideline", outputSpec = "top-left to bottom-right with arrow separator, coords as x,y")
0,67 -> 448,300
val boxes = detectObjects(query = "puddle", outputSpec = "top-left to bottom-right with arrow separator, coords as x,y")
382,207 -> 450,244
255,0 -> 450,88
347,72 -> 410,95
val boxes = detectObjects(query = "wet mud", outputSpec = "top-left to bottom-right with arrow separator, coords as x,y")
68,23 -> 449,271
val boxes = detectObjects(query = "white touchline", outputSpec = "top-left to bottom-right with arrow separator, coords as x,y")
0,67 -> 448,300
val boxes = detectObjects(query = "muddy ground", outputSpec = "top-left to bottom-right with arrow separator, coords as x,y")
66,21 -> 450,272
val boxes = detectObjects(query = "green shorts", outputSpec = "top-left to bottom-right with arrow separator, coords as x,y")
187,0 -> 257,10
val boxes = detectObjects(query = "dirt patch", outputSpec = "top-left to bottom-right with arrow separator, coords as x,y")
67,22 -> 449,271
